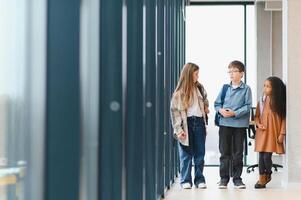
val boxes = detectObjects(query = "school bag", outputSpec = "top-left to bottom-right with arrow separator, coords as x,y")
215,84 -> 230,126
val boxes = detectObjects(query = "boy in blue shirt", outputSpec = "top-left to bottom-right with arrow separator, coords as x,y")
214,60 -> 252,189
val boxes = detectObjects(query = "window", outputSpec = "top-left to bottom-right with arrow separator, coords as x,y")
186,4 -> 256,165
0,1 -> 46,199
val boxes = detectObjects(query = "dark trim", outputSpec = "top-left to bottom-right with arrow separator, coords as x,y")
243,5 -> 248,166
244,5 -> 247,84
190,1 -> 254,6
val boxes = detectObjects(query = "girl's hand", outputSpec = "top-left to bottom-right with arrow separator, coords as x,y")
277,134 -> 285,144
204,107 -> 210,114
256,123 -> 266,130
177,132 -> 187,140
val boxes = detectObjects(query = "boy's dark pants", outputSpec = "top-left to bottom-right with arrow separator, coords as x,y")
219,126 -> 246,183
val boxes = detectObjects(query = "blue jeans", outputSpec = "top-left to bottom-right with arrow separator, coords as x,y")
178,116 -> 206,186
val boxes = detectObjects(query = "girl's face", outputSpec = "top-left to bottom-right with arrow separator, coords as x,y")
192,70 -> 199,83
263,80 -> 272,96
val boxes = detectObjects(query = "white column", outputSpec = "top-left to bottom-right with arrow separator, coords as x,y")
283,0 -> 301,185
272,11 -> 283,78
256,1 -> 272,97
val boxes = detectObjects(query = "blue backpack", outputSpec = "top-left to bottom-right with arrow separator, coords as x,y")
215,84 -> 230,126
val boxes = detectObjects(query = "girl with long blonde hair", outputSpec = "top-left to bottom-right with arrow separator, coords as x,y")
170,63 -> 209,189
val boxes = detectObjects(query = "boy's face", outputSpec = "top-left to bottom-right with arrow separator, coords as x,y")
228,67 -> 244,83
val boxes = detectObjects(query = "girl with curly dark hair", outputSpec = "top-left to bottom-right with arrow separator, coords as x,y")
254,76 -> 286,189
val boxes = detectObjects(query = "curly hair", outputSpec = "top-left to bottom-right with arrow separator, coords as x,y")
266,76 -> 286,119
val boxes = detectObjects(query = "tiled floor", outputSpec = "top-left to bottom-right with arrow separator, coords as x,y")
163,167 -> 301,200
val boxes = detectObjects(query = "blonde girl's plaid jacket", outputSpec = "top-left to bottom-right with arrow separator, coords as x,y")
170,83 -> 209,146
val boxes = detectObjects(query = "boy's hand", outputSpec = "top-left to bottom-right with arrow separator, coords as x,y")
225,109 -> 235,117
277,134 -> 285,144
219,108 -> 235,117
177,132 -> 187,140
219,108 -> 227,117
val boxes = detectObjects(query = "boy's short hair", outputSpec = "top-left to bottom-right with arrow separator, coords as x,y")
228,60 -> 245,72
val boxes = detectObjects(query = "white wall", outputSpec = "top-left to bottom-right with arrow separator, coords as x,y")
272,11 -> 283,78
256,1 -> 272,98
283,0 -> 301,184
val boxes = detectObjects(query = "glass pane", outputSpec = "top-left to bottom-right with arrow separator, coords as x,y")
0,1 -> 46,200
80,0 -> 99,200
186,5 -> 247,165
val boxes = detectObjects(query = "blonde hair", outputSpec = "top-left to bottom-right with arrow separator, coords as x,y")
173,62 -> 199,109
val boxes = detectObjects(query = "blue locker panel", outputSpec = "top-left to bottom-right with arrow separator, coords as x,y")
45,1 -> 81,200
99,0 -> 123,200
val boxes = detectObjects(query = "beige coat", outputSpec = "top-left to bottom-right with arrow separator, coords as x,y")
170,84 -> 208,146
254,96 -> 286,154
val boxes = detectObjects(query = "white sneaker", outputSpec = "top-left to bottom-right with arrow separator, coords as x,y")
197,182 -> 207,189
181,183 -> 192,189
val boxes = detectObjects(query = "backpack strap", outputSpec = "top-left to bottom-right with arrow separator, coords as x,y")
220,84 -> 230,106
197,84 -> 208,125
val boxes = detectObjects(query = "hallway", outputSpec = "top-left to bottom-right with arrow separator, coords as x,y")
164,167 -> 300,200
1,0 -> 301,200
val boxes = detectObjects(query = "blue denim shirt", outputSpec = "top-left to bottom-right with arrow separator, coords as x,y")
214,81 -> 252,128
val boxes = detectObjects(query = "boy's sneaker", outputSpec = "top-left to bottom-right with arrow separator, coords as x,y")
181,183 -> 192,189
234,180 -> 246,189
218,181 -> 228,189
197,182 -> 207,189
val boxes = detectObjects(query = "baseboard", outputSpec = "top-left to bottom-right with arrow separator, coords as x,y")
281,181 -> 301,188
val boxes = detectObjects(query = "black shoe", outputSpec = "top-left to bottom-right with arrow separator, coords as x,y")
254,181 -> 266,189
234,180 -> 246,189
218,180 -> 228,189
